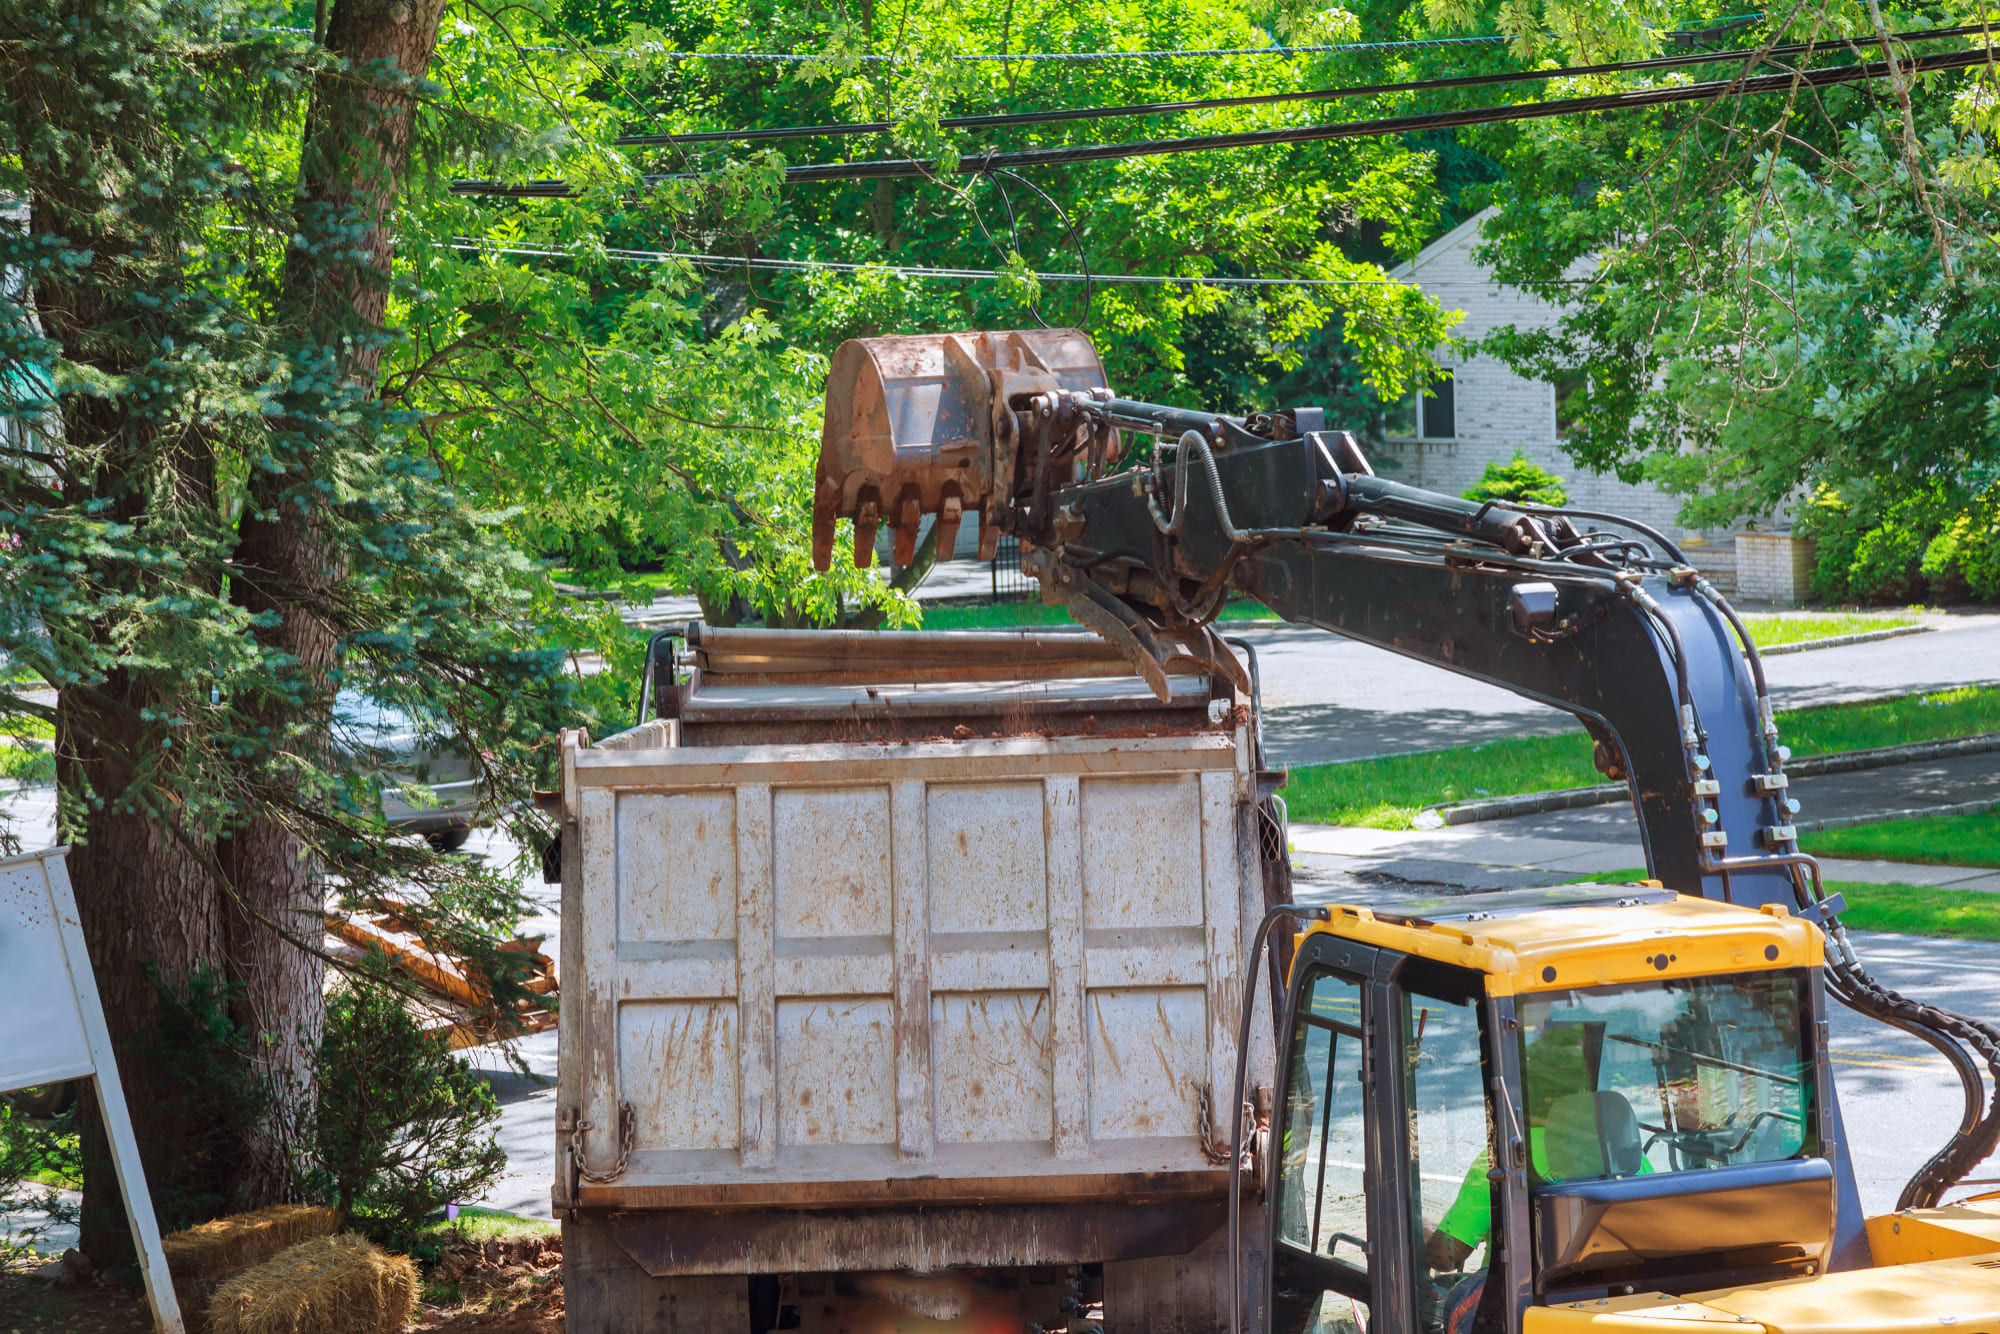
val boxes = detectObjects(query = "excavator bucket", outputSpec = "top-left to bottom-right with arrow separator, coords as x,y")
811,328 -> 1112,570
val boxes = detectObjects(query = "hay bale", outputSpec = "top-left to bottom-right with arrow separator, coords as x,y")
164,1204 -> 343,1328
164,1204 -> 342,1286
206,1233 -> 418,1334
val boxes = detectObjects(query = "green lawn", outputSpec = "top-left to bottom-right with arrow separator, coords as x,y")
1830,880 -> 2000,940
1738,611 -> 1918,648
1561,871 -> 2000,941
1285,685 -> 2000,830
1802,811 -> 2000,869
416,1205 -> 557,1243
0,715 -> 55,786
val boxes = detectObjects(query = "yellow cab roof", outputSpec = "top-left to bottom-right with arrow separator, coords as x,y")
1298,884 -> 1824,997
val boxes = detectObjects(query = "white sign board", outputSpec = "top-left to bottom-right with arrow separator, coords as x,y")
0,847 -> 184,1334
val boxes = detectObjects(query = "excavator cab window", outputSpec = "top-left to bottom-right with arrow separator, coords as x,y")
1518,972 -> 1815,1184
1402,965 -> 1499,1334
1272,967 -> 1372,1334
1270,942 -> 1504,1334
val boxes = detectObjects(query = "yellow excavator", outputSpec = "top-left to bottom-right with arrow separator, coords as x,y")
811,328 -> 2000,1333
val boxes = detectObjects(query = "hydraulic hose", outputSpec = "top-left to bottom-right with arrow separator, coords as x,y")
1228,903 -> 1330,1334
1688,579 -> 2000,1207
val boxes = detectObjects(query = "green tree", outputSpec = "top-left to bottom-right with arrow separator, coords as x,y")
1420,4 -> 2000,601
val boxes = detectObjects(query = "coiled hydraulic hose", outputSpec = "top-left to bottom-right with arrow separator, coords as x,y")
1689,573 -> 2000,1209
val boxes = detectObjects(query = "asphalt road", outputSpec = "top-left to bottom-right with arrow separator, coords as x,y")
1231,612 -> 2000,767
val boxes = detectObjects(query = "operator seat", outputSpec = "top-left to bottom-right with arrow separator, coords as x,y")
1542,1090 -> 1645,1181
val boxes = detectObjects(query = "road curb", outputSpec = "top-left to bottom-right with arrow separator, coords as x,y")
1414,730 -> 2000,827
1756,623 -> 1932,655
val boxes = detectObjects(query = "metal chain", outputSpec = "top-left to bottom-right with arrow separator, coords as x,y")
570,1101 -> 636,1184
1195,1084 -> 1248,1166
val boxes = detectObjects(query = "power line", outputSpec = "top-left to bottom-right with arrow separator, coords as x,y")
448,12 -> 1762,62
451,40 -> 1998,194
441,236 -> 1560,287
522,33 -> 1512,63
611,22 -> 1988,147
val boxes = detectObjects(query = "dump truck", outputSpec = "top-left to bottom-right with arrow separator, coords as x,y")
549,623 -> 1293,1332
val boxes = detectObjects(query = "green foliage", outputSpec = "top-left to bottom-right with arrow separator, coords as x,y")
390,0 -> 1474,618
1458,13 -> 2000,588
0,0 -> 578,1024
308,984 -> 505,1251
1461,450 -> 1570,507
117,967 -> 272,1232
0,1101 -> 81,1260
1796,481 -> 1990,605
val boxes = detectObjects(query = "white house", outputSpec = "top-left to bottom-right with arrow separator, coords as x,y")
1374,208 -> 1706,549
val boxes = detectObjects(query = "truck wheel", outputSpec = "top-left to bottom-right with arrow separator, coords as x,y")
6,1081 -> 76,1119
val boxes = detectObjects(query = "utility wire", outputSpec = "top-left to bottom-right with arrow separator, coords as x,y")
449,40 -> 2000,194
440,12 -> 1762,61
612,21 -> 1990,146
442,235 -> 1551,286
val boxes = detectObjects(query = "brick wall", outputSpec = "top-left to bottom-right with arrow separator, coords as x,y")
1735,533 -> 1816,604
1372,211 -> 1689,539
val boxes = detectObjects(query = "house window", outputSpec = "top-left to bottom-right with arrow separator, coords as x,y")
1385,371 -> 1456,442
1553,371 -> 1586,441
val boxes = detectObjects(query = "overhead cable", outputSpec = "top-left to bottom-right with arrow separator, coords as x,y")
612,22 -> 1992,146
440,236 -> 1549,286
449,40 -> 2000,194
498,12 -> 1761,62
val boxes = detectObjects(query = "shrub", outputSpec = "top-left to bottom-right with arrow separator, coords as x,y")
1462,451 -> 1571,507
309,984 -> 505,1251
1802,480 -> 2000,604
0,1098 -> 81,1260
1922,484 -> 2000,600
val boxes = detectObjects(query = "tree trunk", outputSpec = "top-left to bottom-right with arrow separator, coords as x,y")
59,697 -> 231,1261
216,0 -> 451,1205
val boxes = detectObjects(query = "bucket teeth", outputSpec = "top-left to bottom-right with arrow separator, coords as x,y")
892,486 -> 923,567
934,486 -> 964,563
854,488 -> 881,569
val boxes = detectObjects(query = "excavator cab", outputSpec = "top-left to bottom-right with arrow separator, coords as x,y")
1264,885 -> 1840,1334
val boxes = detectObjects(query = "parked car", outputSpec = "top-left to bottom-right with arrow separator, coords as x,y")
334,691 -> 484,851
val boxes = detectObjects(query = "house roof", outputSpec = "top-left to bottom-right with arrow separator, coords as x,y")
1387,207 -> 1499,283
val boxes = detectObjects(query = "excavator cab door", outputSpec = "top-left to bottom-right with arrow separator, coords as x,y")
1267,932 -> 1519,1334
